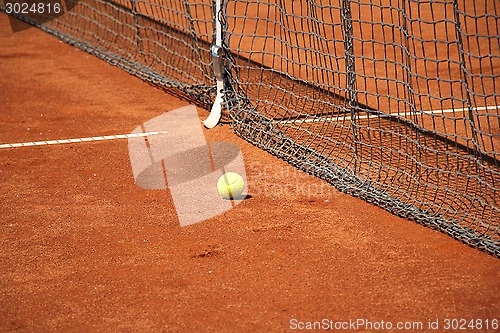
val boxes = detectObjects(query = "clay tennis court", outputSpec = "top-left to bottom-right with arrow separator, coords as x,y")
0,11 -> 499,333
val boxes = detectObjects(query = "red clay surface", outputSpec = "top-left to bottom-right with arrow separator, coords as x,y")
0,14 -> 499,333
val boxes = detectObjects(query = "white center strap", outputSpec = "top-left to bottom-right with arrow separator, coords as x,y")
203,0 -> 224,129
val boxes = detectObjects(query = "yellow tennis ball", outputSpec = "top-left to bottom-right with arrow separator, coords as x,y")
217,172 -> 245,199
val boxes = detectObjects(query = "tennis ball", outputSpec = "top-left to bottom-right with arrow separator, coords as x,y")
217,172 -> 245,199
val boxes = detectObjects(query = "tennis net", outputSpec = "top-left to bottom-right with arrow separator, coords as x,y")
1,0 -> 499,256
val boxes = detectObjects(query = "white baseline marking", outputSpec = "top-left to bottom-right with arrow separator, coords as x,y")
275,105 -> 499,124
0,131 -> 168,150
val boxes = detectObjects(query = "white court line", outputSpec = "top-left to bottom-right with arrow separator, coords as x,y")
275,105 -> 499,124
0,131 -> 167,150
1,105 -> 498,149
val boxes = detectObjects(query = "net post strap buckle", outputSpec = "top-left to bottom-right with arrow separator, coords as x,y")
212,45 -> 224,80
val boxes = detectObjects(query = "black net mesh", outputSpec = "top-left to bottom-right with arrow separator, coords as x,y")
1,0 -> 499,256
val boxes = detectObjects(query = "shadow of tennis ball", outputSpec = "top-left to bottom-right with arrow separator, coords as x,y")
6,0 -> 80,32
135,142 -> 241,189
